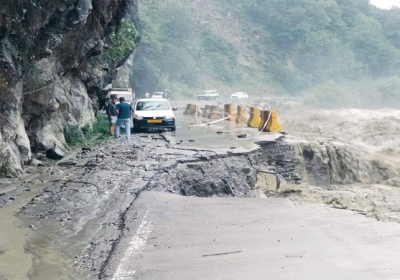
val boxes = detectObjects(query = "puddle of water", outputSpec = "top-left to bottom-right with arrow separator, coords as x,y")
0,170 -> 72,280
167,110 -> 276,151
0,191 -> 36,280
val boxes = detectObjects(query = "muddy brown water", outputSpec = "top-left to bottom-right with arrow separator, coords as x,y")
0,192 -> 33,280
0,169 -> 74,280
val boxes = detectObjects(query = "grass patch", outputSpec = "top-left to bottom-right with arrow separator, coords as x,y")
64,115 -> 110,148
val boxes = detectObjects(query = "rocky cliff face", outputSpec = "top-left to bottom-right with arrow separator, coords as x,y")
0,0 -> 138,177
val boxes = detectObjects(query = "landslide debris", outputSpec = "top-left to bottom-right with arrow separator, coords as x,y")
14,133 -> 273,279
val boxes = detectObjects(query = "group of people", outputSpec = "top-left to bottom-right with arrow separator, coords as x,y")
105,96 -> 134,140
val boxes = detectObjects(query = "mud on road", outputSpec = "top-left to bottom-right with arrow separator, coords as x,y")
0,127 -> 284,279
1,105 -> 400,279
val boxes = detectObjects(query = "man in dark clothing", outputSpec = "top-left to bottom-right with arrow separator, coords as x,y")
115,97 -> 133,140
106,96 -> 118,136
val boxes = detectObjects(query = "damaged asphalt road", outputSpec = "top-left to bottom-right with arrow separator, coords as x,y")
0,124 -> 280,280
3,106 -> 400,279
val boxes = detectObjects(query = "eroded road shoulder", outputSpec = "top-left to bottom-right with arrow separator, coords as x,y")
2,131 -> 268,280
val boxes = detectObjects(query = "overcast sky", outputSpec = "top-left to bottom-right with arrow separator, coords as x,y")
370,0 -> 400,9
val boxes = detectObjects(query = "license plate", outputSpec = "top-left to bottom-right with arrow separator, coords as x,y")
147,119 -> 162,124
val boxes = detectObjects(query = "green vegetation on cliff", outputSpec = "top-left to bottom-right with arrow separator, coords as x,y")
131,0 -> 400,107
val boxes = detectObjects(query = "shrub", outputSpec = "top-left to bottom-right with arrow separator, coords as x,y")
64,115 -> 110,148
64,124 -> 85,146
102,20 -> 139,62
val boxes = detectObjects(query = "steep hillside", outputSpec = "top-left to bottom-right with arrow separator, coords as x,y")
0,0 -> 139,177
131,0 -> 400,106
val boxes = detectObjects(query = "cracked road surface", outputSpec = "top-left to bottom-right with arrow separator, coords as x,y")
2,103 -> 400,279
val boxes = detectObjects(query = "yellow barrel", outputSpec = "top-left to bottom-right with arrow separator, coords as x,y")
247,107 -> 260,128
236,105 -> 248,124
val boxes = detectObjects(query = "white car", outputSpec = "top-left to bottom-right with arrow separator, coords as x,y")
152,92 -> 164,99
230,92 -> 249,99
133,99 -> 176,132
197,90 -> 219,100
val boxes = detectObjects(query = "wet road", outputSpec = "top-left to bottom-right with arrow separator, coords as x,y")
166,100 -> 274,152
109,192 -> 400,280
104,102 -> 400,280
2,101 -> 400,279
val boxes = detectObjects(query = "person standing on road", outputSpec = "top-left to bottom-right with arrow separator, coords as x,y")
106,96 -> 118,136
115,97 -> 133,140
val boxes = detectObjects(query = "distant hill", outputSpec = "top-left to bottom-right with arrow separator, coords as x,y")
130,0 -> 400,107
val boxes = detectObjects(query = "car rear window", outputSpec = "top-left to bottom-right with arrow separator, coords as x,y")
136,101 -> 171,111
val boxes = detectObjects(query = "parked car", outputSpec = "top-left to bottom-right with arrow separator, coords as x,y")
152,92 -> 164,99
109,88 -> 135,104
152,90 -> 172,100
133,99 -> 176,132
197,90 -> 219,100
230,92 -> 249,99
108,87 -> 134,129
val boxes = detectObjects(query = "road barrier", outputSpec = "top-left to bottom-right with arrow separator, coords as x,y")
203,105 -> 211,117
208,105 -> 223,119
258,110 -> 270,132
266,111 -> 281,132
247,106 -> 260,128
183,103 -> 191,115
236,105 -> 248,124
184,104 -> 202,116
258,110 -> 281,133
185,102 -> 282,133
224,104 -> 236,121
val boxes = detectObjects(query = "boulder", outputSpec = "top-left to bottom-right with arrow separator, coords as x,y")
46,144 -> 65,160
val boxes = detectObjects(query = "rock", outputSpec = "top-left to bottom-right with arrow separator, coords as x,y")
50,170 -> 64,175
0,0 -> 139,178
29,158 -> 44,167
16,121 -> 31,164
58,160 -> 78,166
386,178 -> 400,187
46,145 -> 65,160
242,167 -> 252,174
237,134 -> 248,139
